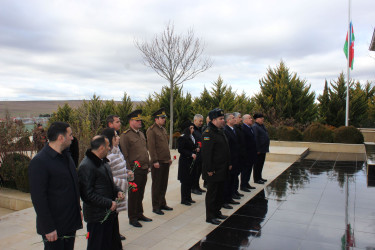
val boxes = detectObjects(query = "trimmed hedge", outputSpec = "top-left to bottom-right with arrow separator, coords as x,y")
277,126 -> 302,141
0,153 -> 31,192
333,126 -> 364,144
303,123 -> 334,143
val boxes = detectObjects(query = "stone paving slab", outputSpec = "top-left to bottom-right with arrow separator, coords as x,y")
0,148 -> 302,249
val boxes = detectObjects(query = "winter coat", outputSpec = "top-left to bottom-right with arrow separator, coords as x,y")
252,122 -> 270,153
201,122 -> 231,182
177,134 -> 197,182
78,150 -> 122,223
107,146 -> 128,212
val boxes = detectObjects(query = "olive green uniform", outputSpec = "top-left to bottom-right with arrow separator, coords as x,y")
146,123 -> 171,210
120,128 -> 150,222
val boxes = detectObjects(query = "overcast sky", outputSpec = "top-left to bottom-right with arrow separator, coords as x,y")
0,0 -> 374,101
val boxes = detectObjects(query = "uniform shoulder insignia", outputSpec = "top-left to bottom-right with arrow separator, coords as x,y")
123,129 -> 130,134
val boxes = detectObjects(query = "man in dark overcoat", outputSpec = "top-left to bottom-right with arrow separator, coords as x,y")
191,114 -> 205,195
223,113 -> 242,205
29,122 -> 82,250
202,108 -> 231,225
252,113 -> 270,184
240,114 -> 257,191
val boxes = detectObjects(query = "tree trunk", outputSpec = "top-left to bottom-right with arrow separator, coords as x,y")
169,81 -> 173,149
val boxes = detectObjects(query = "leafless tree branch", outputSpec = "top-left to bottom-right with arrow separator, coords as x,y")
134,21 -> 213,148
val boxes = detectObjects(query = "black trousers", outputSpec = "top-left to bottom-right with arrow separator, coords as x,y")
42,231 -> 76,250
206,181 -> 224,220
253,153 -> 266,182
192,160 -> 203,189
181,180 -> 193,202
241,160 -> 255,188
233,171 -> 240,192
151,162 -> 170,210
87,213 -> 122,250
128,168 -> 148,221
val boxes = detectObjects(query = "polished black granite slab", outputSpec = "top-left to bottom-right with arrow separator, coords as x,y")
190,152 -> 375,249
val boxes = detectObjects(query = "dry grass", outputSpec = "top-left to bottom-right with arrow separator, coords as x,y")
0,100 -> 143,118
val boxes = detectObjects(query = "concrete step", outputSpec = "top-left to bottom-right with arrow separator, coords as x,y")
0,188 -> 32,211
267,146 -> 309,163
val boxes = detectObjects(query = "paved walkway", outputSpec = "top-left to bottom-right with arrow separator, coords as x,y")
0,148 -> 300,250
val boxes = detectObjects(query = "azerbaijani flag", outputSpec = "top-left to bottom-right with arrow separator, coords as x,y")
344,22 -> 355,70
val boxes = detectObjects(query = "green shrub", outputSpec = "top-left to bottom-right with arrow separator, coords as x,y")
265,124 -> 278,140
0,153 -> 31,192
15,136 -> 32,150
277,126 -> 302,141
303,123 -> 334,143
333,126 -> 364,144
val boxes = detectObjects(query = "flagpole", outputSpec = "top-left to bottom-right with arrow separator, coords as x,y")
345,0 -> 351,126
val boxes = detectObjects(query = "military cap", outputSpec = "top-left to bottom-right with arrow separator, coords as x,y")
152,108 -> 167,118
253,113 -> 264,119
208,108 -> 224,120
127,109 -> 143,121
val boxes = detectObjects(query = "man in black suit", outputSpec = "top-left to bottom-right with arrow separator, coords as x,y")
223,113 -> 242,205
232,112 -> 246,197
252,113 -> 270,184
241,114 -> 257,191
29,122 -> 83,250
191,114 -> 205,195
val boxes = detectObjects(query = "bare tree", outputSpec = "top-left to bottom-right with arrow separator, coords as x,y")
135,22 -> 213,148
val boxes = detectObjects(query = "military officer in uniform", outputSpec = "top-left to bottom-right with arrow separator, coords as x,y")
147,108 -> 173,215
120,110 -> 153,227
202,108 -> 231,225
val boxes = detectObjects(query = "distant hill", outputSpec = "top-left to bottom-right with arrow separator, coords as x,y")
0,100 -> 143,118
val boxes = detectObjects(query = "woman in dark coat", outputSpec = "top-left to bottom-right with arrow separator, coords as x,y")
178,122 -> 199,206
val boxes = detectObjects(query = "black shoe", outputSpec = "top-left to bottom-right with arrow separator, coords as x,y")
232,194 -> 241,200
188,199 -> 196,203
181,201 -> 192,206
138,215 -> 152,222
153,209 -> 164,215
240,187 -> 251,192
222,204 -> 233,209
206,218 -> 221,225
120,234 -> 126,241
191,189 -> 202,195
248,185 -> 256,189
255,180 -> 265,184
228,199 -> 240,205
217,214 -> 228,220
130,220 -> 142,227
235,191 -> 244,197
261,178 -> 267,182
199,187 -> 206,193
160,205 -> 173,211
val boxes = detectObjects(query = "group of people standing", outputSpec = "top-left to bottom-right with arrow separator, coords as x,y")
199,109 -> 270,225
29,108 -> 173,250
28,107 -> 269,250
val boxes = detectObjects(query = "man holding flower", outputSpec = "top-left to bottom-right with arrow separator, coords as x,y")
78,135 -> 124,250
120,110 -> 153,227
29,122 -> 83,250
